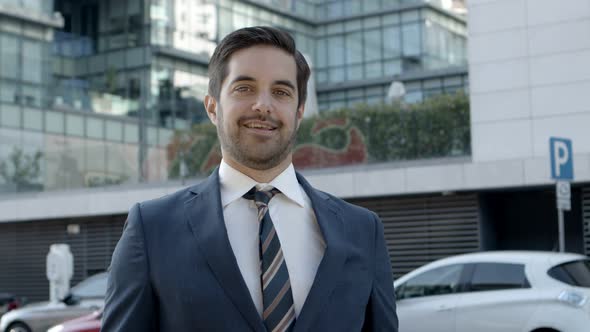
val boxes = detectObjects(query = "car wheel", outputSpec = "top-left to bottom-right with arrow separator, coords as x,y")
7,323 -> 31,332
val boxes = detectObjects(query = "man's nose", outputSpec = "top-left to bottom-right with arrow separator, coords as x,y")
252,92 -> 273,113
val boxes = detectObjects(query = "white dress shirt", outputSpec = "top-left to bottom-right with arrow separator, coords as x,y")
219,160 -> 326,318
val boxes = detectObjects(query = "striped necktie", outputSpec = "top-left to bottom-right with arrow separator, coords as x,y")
243,187 -> 296,332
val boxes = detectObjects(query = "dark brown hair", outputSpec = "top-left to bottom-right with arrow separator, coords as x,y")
208,26 -> 311,108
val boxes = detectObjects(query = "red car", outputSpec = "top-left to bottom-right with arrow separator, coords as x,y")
46,310 -> 101,332
0,293 -> 20,317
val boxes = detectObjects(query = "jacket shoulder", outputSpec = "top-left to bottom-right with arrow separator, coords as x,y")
142,186 -> 192,207
317,188 -> 378,221
131,186 -> 195,224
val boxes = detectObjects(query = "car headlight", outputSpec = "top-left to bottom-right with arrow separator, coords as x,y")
558,290 -> 588,307
47,324 -> 64,332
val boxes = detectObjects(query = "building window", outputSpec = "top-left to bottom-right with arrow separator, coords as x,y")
364,29 -> 381,62
0,104 -> 21,128
23,108 -> 42,131
66,114 -> 84,137
46,111 -> 65,134
402,23 -> 421,57
0,81 -> 19,104
86,118 -> 104,140
345,31 -> 363,65
327,35 -> 345,67
383,26 -> 401,57
0,35 -> 19,80
346,65 -> 363,81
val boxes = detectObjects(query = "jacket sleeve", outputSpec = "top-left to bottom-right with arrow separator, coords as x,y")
101,203 -> 157,332
362,212 -> 399,332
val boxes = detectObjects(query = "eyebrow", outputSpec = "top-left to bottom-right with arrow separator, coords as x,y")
230,75 -> 296,91
229,75 -> 256,86
274,80 -> 296,91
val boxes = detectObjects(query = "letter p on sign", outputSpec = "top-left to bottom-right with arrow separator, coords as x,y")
550,137 -> 573,180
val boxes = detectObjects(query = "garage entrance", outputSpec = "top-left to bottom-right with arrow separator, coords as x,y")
479,186 -> 585,254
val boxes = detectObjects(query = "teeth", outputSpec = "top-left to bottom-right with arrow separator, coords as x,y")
246,123 -> 273,129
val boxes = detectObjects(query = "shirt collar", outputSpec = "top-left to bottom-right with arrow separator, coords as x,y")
219,160 -> 305,208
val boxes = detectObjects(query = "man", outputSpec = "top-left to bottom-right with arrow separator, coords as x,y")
102,26 -> 398,332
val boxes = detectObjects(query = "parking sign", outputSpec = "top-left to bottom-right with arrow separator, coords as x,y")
550,137 -> 573,180
556,181 -> 571,211
550,137 -> 573,252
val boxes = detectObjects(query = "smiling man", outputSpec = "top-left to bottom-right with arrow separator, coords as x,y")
102,26 -> 398,332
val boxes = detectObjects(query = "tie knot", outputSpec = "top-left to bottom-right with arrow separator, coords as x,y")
243,186 -> 281,206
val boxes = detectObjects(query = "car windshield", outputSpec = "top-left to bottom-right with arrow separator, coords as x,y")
548,259 -> 590,287
70,273 -> 108,298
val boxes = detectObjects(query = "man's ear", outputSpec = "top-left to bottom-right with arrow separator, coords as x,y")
204,95 -> 218,125
295,104 -> 305,130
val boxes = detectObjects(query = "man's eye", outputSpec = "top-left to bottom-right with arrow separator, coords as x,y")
274,90 -> 291,96
235,86 -> 253,93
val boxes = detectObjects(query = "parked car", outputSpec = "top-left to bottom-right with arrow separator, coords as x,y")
0,273 -> 107,332
0,294 -> 20,318
46,309 -> 101,332
394,251 -> 590,332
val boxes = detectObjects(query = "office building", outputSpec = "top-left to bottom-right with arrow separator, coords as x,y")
0,0 -> 473,301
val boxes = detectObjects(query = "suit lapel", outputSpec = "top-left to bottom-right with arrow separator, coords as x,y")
183,169 -> 265,332
294,173 -> 348,332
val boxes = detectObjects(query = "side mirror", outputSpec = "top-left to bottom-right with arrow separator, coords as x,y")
394,286 -> 405,300
62,293 -> 79,306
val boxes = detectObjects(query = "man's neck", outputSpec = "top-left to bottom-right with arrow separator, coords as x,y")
223,156 -> 293,183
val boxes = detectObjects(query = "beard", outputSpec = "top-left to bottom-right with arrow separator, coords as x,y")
216,106 -> 298,171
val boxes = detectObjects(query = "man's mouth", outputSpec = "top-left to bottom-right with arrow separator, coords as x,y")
243,122 -> 277,131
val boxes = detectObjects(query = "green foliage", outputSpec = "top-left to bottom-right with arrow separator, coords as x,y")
0,147 -> 43,190
302,91 -> 470,162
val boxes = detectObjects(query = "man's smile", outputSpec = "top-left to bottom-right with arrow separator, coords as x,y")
242,121 -> 278,131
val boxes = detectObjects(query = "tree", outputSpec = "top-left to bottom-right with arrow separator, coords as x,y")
0,147 -> 43,192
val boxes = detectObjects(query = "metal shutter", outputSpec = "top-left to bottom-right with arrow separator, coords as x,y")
0,215 -> 125,303
583,185 -> 590,256
349,193 -> 480,278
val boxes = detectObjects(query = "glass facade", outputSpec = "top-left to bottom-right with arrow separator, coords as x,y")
0,0 -> 469,195
150,0 -> 217,57
51,0 -> 148,119
0,18 -> 52,109
0,115 -> 171,192
0,0 -> 54,14
243,0 -> 457,21
313,7 -> 467,111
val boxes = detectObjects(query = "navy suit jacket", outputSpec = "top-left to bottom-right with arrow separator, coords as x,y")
102,169 -> 398,331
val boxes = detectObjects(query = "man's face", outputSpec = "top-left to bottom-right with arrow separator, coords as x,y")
205,45 -> 304,171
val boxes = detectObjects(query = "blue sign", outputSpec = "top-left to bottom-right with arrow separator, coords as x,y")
550,137 -> 573,180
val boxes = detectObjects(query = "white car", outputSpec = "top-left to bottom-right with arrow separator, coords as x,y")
394,251 -> 590,332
